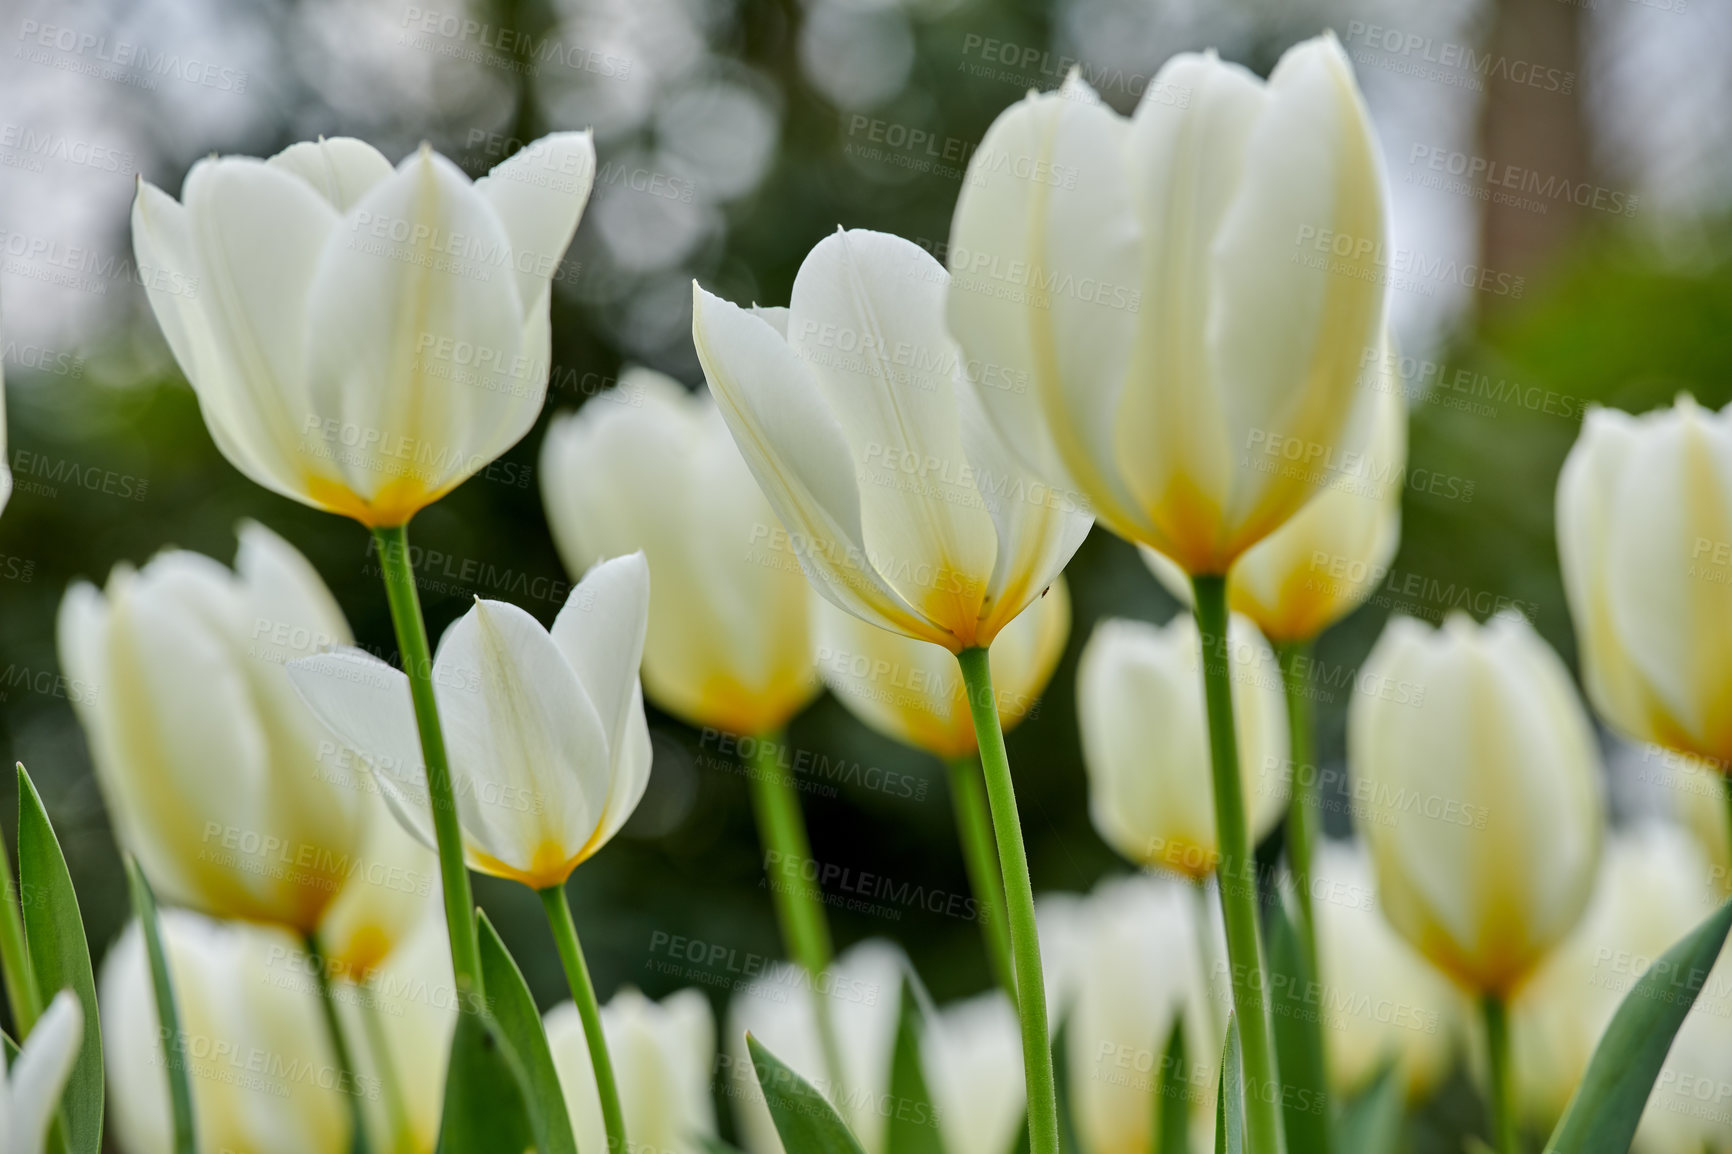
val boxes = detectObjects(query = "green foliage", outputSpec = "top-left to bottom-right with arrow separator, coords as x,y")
477,912 -> 579,1154
1215,1015 -> 1243,1154
1151,1019 -> 1189,1154
1335,1064 -> 1403,1154
437,1008 -> 541,1154
747,1033 -> 869,1154
886,980 -> 946,1154
125,859 -> 194,1154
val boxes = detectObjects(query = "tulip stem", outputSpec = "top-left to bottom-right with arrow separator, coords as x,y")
1481,994 -> 1519,1154
956,646 -> 1059,1154
946,755 -> 1017,999
306,934 -> 372,1154
745,732 -> 847,1103
1276,640 -> 1320,976
371,524 -> 483,1004
1191,576 -> 1283,1154
540,884 -> 627,1154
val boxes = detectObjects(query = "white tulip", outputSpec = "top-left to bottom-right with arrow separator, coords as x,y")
1557,396 -> 1732,768
816,579 -> 1069,759
101,911 -> 352,1154
1310,839 -> 1463,1102
726,939 -> 906,1154
947,35 -> 1388,575
547,987 -> 717,1154
691,228 -> 1092,652
287,553 -> 651,891
132,133 -> 593,527
1,990 -> 83,1154
1077,613 -> 1289,879
1349,612 -> 1604,995
920,992 -> 1025,1154
540,367 -> 820,735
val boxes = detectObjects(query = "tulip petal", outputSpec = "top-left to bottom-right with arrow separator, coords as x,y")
787,230 -> 999,638
692,285 -> 944,645
268,137 -> 395,212
475,131 -> 595,320
10,989 -> 84,1154
549,552 -> 650,765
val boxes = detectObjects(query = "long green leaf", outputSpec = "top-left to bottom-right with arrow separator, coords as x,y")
21,766 -> 102,1154
1544,895 -> 1732,1154
1336,1062 -> 1403,1154
1266,898 -> 1329,1154
1152,1018 -> 1188,1154
1215,1014 -> 1243,1154
125,859 -> 194,1154
747,1033 -> 869,1154
476,912 -> 577,1154
437,1008 -> 539,1154
885,979 -> 944,1154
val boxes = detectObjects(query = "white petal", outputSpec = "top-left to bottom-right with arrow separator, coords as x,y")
10,990 -> 84,1154
476,131 -> 595,319
268,137 -> 395,212
550,552 -> 650,764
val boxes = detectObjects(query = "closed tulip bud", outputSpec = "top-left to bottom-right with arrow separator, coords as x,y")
947,35 -> 1389,575
1510,824 -> 1731,1153
727,939 -> 906,1154
1349,612 -> 1604,995
58,522 -> 372,930
920,992 -> 1026,1154
288,553 -> 652,891
546,987 -> 717,1154
540,367 -> 820,735
101,911 -> 351,1153
313,798 -> 438,982
1049,874 -> 1229,1154
1557,396 -> 1732,768
1310,840 -> 1464,1102
816,579 -> 1069,759
1077,613 -> 1289,879
1140,361 -> 1406,644
1,990 -> 83,1154
132,133 -> 594,527
691,228 -> 1092,653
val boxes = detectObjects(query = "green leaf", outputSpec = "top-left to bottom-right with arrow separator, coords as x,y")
885,979 -> 944,1154
125,859 -> 195,1154
747,1032 -> 869,1154
1543,895 -> 1732,1154
1266,898 -> 1330,1154
1152,1018 -> 1188,1154
20,766 -> 103,1154
1214,1014 -> 1243,1154
698,1140 -> 750,1154
1336,1062 -> 1403,1154
437,1007 -> 539,1154
476,912 -> 578,1154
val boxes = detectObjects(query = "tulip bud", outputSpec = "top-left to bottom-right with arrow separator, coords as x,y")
948,34 -> 1389,575
58,522 -> 373,930
1557,396 -> 1732,769
132,133 -> 594,527
816,579 -> 1069,759
1077,613 -> 1289,879
1348,612 -> 1604,994
540,367 -> 820,736
919,992 -> 1026,1154
546,987 -> 718,1154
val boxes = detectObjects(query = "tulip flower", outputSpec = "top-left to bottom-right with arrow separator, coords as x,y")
1310,840 -> 1463,1103
546,987 -> 717,1154
540,367 -> 820,737
289,552 -> 650,1151
1350,611 -> 1603,1152
920,992 -> 1026,1154
1557,397 -> 1732,775
314,794 -> 439,983
693,226 -> 1093,1154
1077,612 -> 1289,879
1662,747 -> 1732,897
726,939 -> 906,1154
1,989 -> 83,1154
131,133 -> 593,529
102,911 -> 353,1153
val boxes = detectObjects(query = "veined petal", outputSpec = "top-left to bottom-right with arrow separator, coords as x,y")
232,519 -> 354,662
549,552 -> 650,767
268,137 -> 394,212
692,284 -> 945,646
476,131 -> 595,319
9,989 -> 84,1154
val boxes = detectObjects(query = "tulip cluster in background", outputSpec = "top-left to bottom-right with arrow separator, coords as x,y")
3,0 -> 1732,1151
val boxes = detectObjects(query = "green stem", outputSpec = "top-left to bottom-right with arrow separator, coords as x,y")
306,935 -> 372,1154
540,884 -> 626,1154
1191,576 -> 1283,1154
357,979 -> 418,1154
1276,640 -> 1320,981
1482,994 -> 1519,1154
744,732 -> 846,1103
1721,774 -> 1732,880
371,524 -> 482,1004
946,755 -> 1016,999
127,859 -> 196,1154
955,646 -> 1058,1154
0,824 -> 41,1038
